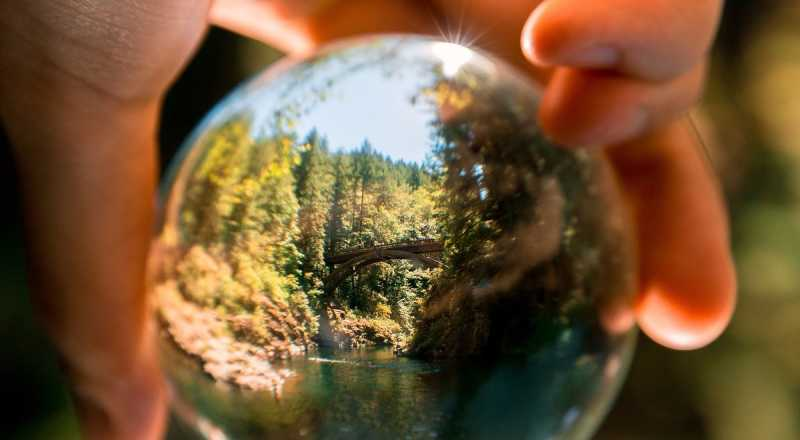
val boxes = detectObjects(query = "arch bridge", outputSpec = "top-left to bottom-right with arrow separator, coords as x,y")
323,239 -> 443,294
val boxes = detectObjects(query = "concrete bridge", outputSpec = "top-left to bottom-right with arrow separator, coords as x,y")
323,239 -> 443,294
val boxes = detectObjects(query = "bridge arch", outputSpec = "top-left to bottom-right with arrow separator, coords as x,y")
324,249 -> 443,295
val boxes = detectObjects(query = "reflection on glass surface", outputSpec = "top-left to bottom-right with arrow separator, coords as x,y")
151,35 -> 638,440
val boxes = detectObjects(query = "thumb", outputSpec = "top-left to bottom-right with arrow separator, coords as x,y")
2,75 -> 168,439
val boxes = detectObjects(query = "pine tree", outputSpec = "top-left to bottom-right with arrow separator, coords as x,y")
293,130 -> 334,302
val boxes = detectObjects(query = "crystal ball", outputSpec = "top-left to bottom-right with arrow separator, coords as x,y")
152,35 -> 638,440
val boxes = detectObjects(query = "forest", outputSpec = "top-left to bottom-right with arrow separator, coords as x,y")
163,111 -> 446,360
154,62 -> 628,391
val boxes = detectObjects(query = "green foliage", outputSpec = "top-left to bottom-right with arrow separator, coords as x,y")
289,291 -> 319,338
326,308 -> 407,348
168,63 -> 620,359
408,68 -> 629,358
293,135 -> 442,337
174,115 -> 314,353
292,130 -> 335,299
172,112 -> 444,352
175,245 -> 231,308
169,66 -> 625,361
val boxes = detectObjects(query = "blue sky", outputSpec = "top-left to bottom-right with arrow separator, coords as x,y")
293,66 -> 434,164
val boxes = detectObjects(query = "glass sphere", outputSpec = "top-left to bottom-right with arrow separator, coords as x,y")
152,35 -> 638,440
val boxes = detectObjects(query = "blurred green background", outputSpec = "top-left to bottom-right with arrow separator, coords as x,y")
2,1 -> 799,438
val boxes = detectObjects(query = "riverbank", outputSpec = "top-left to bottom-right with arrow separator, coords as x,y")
156,283 -> 303,393
322,307 -> 408,350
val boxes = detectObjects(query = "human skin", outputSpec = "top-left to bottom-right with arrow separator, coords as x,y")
0,0 -> 735,438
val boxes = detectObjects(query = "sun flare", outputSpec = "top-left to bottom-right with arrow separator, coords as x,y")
432,42 -> 474,77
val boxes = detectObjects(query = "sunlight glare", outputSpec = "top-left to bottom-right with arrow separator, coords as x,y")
432,42 -> 474,77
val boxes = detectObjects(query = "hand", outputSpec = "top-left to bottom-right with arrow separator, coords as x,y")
0,1 -> 735,439
211,0 -> 735,349
0,1 -> 212,438
212,0 -> 736,350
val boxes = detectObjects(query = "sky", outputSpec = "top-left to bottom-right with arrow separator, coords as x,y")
228,40 -> 481,165
292,61 -> 435,164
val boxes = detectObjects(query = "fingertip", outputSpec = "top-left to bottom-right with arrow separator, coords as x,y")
523,1 -> 603,68
519,0 -> 720,80
520,5 -> 548,65
523,2 -> 622,70
636,274 -> 737,350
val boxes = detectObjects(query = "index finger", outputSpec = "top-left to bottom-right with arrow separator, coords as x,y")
209,0 -> 435,55
522,0 -> 723,81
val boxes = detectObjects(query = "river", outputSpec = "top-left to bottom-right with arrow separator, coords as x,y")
163,318 -> 635,440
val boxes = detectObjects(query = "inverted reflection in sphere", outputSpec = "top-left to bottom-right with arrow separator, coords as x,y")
151,36 -> 638,440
